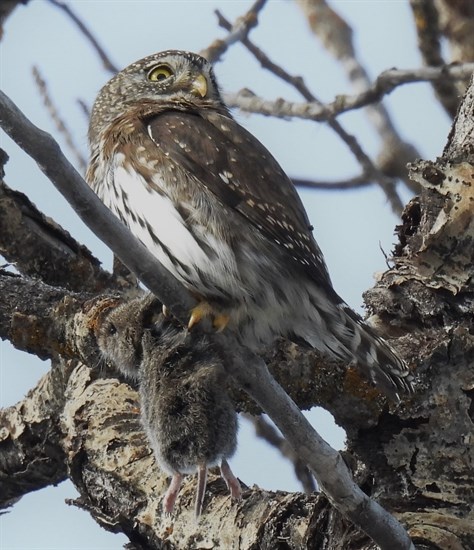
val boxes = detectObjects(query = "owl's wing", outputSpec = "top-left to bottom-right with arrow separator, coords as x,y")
146,110 -> 332,286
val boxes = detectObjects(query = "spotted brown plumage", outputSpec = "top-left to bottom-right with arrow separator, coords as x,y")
87,50 -> 413,400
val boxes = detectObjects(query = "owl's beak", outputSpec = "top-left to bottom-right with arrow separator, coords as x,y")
190,74 -> 208,98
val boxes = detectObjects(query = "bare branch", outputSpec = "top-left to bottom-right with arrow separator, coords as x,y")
47,0 -> 119,74
0,90 -> 415,550
76,98 -> 91,119
224,64 -> 474,121
409,0 -> 460,117
292,174 -> 373,190
215,10 -> 403,214
200,0 -> 268,63
32,66 -> 88,173
295,0 -> 421,193
243,413 -> 317,494
334,63 -> 473,115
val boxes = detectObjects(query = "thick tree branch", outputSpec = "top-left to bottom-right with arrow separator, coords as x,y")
0,357 -> 70,508
443,73 -> 474,163
0,90 -> 415,549
357,77 -> 474,548
0,270 -> 391,432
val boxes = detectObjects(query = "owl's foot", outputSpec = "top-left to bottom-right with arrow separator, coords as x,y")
188,302 -> 230,332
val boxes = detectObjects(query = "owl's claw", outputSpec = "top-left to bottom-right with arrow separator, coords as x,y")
213,313 -> 230,332
188,302 -> 230,332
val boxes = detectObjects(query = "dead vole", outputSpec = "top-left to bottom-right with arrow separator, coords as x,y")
96,295 -> 241,517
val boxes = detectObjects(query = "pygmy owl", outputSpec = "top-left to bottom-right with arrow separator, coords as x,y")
87,50 -> 413,400
96,294 -> 241,517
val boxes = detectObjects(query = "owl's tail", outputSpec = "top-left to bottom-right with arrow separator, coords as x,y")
300,290 -> 414,401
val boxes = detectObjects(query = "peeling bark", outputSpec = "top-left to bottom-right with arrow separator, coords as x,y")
0,358 -> 70,505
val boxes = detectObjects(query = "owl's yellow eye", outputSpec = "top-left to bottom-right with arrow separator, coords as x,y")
147,65 -> 174,82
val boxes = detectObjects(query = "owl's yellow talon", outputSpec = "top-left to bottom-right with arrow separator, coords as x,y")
188,302 -> 229,332
213,314 -> 230,332
162,304 -> 170,317
188,302 -> 211,330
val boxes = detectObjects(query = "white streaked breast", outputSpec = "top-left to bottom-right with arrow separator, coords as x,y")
100,154 -> 241,299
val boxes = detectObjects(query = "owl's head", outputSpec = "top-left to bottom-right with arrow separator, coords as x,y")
89,50 -> 225,140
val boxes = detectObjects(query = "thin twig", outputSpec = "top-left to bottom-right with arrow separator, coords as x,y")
216,10 -> 403,214
292,174 -> 372,191
0,89 -> 415,550
243,413 -> 317,493
224,63 -> 474,122
295,0 -> 420,193
32,66 -> 87,174
47,0 -> 119,74
200,0 -> 268,63
76,98 -> 91,119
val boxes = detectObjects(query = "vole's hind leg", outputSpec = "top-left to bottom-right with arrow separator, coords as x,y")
220,459 -> 242,500
163,472 -> 183,514
195,463 -> 208,518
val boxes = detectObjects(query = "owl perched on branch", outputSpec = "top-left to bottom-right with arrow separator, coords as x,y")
87,50 -> 413,400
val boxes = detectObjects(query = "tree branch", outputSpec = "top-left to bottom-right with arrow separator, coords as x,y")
200,0 -> 268,63
409,0 -> 460,118
0,357 -> 70,508
215,9 -> 403,215
0,90 -> 415,549
292,174 -> 373,190
32,66 -> 88,173
243,413 -> 317,493
295,0 -> 420,193
224,63 -> 474,122
47,0 -> 119,74
0,162 -> 115,292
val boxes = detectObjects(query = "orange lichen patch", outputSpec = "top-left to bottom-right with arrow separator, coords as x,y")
83,296 -> 121,334
163,524 -> 174,537
343,366 -> 381,402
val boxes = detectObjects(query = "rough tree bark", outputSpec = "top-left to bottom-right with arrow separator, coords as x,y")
0,44 -> 473,550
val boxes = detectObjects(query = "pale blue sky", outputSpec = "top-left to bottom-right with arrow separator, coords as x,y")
0,1 -> 450,548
